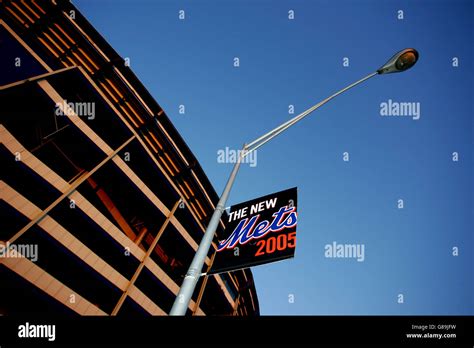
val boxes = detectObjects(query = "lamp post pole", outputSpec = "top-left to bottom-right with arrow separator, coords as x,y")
170,48 -> 419,316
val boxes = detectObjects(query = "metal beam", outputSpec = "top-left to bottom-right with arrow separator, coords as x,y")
111,198 -> 182,316
7,134 -> 135,245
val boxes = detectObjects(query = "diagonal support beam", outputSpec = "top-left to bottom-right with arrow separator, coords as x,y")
111,198 -> 182,316
6,135 -> 136,246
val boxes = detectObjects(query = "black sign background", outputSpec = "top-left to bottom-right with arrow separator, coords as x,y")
208,187 -> 297,275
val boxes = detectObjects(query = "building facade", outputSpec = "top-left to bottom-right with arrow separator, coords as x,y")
0,0 -> 259,316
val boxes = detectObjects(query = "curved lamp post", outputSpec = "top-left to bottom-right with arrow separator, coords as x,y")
170,48 -> 419,316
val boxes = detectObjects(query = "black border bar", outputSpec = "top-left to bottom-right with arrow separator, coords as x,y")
0,316 -> 472,346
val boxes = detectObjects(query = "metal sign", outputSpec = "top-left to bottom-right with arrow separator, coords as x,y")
208,187 -> 297,275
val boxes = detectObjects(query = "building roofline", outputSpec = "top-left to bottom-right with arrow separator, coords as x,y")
61,0 -> 222,207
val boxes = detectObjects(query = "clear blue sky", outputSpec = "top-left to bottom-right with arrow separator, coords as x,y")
73,0 -> 473,315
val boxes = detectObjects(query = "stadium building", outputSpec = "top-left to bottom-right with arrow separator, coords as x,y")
0,0 -> 259,316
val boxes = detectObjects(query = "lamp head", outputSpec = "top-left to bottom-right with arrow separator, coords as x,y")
377,48 -> 419,74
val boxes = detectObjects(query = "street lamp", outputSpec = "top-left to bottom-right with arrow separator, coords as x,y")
170,48 -> 419,316
377,48 -> 419,74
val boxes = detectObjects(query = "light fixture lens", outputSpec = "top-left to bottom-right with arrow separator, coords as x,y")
395,51 -> 417,71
